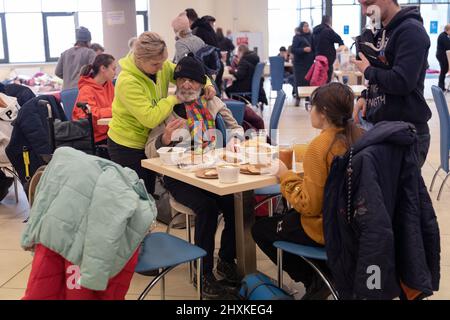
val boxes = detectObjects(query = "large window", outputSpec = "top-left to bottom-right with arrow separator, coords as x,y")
0,0 -> 149,64
268,0 -> 301,57
332,0 -> 362,52
136,0 -> 149,35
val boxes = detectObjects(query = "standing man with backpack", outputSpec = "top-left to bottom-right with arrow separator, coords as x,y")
352,0 -> 431,167
313,16 -> 345,83
185,9 -> 224,94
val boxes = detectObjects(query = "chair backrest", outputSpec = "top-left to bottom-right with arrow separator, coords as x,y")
269,56 -> 284,91
215,113 -> 227,148
224,100 -> 245,125
251,62 -> 266,106
60,88 -> 79,121
269,90 -> 286,142
431,85 -> 450,172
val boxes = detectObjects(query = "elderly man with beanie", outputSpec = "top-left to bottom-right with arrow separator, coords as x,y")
172,13 -> 205,64
55,26 -> 96,90
145,54 -> 244,299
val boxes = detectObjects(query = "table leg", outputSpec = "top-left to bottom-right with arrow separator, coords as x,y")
234,191 -> 256,276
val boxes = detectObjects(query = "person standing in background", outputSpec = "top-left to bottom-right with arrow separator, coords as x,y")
55,27 -> 96,91
292,22 -> 315,106
172,13 -> 205,63
436,24 -> 450,91
313,16 -> 345,83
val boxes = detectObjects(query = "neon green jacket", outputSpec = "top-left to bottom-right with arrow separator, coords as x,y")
108,54 -> 179,149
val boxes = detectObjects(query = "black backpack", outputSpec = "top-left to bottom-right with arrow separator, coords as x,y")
194,45 -> 222,76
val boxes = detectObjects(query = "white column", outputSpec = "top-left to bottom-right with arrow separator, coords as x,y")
101,0 -> 137,60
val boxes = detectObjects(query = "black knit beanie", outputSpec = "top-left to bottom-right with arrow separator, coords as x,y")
174,53 -> 206,85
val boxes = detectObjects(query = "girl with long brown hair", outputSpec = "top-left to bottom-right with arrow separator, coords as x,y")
252,82 -> 364,300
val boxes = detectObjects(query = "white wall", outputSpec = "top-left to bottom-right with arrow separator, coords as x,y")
149,0 -> 269,61
102,0 -> 137,62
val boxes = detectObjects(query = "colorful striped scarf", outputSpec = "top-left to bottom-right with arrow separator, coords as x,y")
185,97 -> 216,153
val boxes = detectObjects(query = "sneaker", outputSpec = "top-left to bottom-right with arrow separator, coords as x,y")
216,258 -> 242,287
193,273 -> 229,299
301,273 -> 331,300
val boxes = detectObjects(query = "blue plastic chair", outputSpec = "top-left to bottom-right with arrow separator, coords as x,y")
254,90 -> 287,215
60,88 -> 79,120
224,99 -> 245,125
274,241 -> 339,300
430,85 -> 450,200
135,232 -> 207,300
230,62 -> 266,107
269,56 -> 284,99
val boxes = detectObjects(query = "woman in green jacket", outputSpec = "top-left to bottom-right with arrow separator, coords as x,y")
107,32 -> 216,194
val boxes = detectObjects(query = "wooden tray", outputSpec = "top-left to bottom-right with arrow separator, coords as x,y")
195,168 -> 219,179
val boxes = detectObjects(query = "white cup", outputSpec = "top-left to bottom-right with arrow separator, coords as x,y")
217,164 -> 240,184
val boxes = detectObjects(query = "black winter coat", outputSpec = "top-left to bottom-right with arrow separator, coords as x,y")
291,33 -> 315,86
6,95 -> 67,184
323,121 -> 440,300
313,24 -> 344,66
191,18 -> 218,47
0,83 -> 35,107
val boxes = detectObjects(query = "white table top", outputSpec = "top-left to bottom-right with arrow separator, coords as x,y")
141,157 -> 279,196
298,85 -> 366,98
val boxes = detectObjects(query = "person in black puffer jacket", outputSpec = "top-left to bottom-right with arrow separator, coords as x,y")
0,83 -> 35,107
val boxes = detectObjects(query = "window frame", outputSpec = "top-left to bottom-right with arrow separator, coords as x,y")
137,10 -> 148,32
0,13 -> 9,63
42,12 -> 75,62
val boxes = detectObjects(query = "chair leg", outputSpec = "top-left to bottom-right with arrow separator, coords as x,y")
268,198 -> 274,217
13,174 -> 18,203
187,214 -> 194,284
137,266 -> 177,300
197,258 -> 203,300
166,212 -> 184,234
301,257 -> 339,300
277,248 -> 283,288
161,268 -> 165,300
437,172 -> 450,201
430,166 -> 442,192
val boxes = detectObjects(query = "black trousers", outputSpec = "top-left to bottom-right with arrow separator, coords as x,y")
437,54 -> 449,90
164,177 -> 236,275
252,210 -> 328,287
107,137 -> 156,195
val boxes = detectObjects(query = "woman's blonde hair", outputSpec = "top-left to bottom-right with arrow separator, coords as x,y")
133,32 -> 167,64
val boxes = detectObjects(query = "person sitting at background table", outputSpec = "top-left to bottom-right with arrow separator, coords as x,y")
252,83 -> 364,300
145,54 -> 243,299
73,53 -> 116,145
107,32 -> 216,195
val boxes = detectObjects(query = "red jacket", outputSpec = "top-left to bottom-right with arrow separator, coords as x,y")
72,76 -> 114,143
22,244 -> 138,300
305,55 -> 329,86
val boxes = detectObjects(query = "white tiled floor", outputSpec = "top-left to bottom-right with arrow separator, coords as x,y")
0,79 -> 449,300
